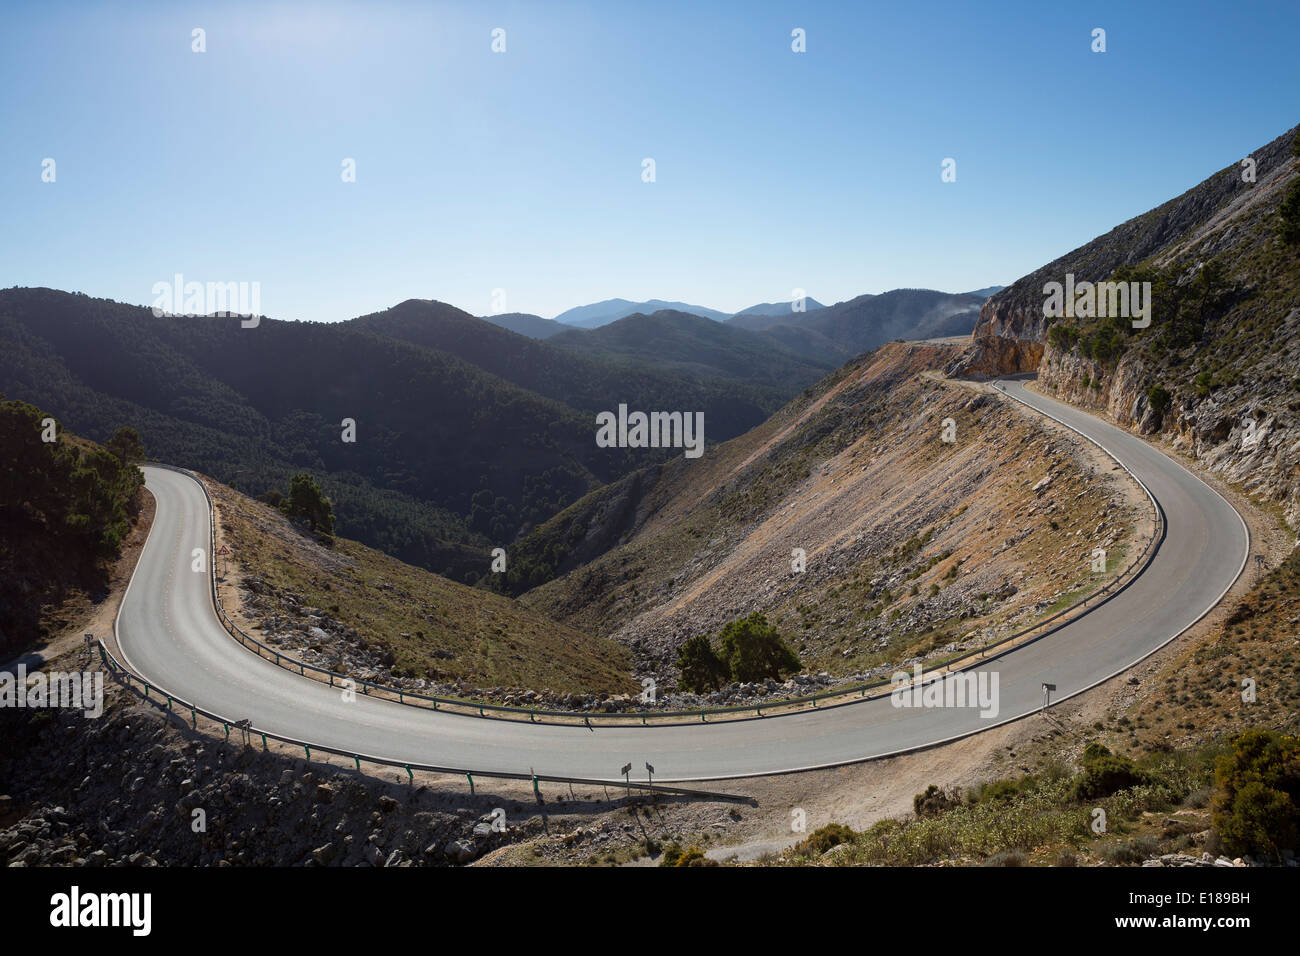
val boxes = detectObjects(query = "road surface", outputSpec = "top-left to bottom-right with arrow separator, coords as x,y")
115,380 -> 1248,781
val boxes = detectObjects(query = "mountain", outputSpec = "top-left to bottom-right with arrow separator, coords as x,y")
552,298 -> 731,328
732,298 -> 827,318
545,309 -> 834,391
964,286 -> 1005,298
0,291 -> 822,578
952,122 -> 1300,527
0,289 -> 634,576
347,299 -> 803,429
480,312 -> 575,340
726,288 -> 988,364
499,340 -> 1136,686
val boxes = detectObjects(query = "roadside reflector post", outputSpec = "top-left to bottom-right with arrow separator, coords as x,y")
466,773 -> 474,795
405,765 -> 413,784
190,706 -> 196,728
304,745 -> 311,760
354,755 -> 361,771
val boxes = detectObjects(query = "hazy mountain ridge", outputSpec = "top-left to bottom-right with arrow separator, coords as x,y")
479,312 -> 576,339
732,298 -> 827,317
552,297 -> 732,328
727,288 -> 989,364
545,309 -> 834,391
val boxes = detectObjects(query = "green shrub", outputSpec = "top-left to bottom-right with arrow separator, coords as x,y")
1210,729 -> 1300,859
1147,384 -> 1171,417
1072,743 -> 1149,800
795,823 -> 855,856
717,612 -> 801,684
658,843 -> 716,867
675,634 -> 729,693
915,784 -> 961,817
286,471 -> 336,537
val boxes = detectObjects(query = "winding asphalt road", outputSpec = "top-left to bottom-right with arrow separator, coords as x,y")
115,380 -> 1249,782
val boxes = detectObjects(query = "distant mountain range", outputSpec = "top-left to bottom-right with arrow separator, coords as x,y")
730,298 -> 828,318
0,281 -> 1004,582
0,292 -> 819,580
480,312 -> 575,340
727,288 -> 999,364
484,288 -> 1001,343
551,298 -> 732,328
546,310 -> 833,391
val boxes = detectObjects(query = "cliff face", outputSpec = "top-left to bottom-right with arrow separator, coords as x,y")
953,124 -> 1300,529
1038,304 -> 1300,530
952,125 -> 1299,380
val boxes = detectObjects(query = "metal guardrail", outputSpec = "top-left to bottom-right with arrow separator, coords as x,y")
95,637 -> 753,805
146,411 -> 1163,729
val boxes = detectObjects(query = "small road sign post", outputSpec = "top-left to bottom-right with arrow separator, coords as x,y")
645,762 -> 655,787
621,762 -> 632,798
1041,682 -> 1056,713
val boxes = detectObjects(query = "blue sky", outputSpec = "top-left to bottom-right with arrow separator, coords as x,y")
1,0 -> 1296,322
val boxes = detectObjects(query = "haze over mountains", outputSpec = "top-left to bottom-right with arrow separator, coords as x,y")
551,298 -> 732,328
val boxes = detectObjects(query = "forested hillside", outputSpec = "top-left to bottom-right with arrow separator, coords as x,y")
0,398 -> 144,656
0,289 -> 827,580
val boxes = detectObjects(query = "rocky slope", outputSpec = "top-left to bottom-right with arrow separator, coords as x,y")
517,340 -> 1146,688
952,123 -> 1300,529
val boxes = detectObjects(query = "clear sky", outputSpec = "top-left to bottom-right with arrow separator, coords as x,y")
1,0 -> 1296,322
